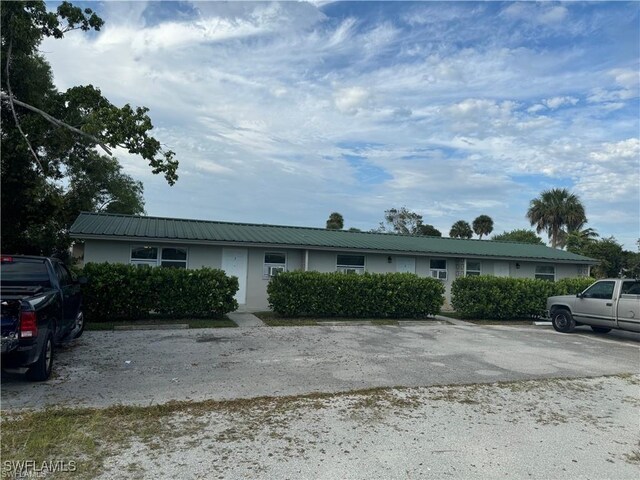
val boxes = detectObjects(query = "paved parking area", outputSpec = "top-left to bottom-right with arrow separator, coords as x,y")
2,323 -> 638,410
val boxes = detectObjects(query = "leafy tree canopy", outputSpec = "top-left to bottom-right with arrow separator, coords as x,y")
326,212 -> 344,230
472,215 -> 494,239
491,229 -> 544,245
449,220 -> 473,239
1,1 -> 177,256
377,207 -> 440,236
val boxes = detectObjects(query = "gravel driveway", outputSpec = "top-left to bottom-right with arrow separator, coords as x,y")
2,323 -> 638,410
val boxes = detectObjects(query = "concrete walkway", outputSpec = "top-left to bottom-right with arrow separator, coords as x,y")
227,312 -> 266,327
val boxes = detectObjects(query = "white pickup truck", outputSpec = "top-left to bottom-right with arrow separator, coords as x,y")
547,278 -> 640,334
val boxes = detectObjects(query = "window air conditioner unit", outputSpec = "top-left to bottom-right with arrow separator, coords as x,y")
269,266 -> 285,276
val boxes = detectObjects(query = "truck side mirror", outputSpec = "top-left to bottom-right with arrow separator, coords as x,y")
576,293 -> 583,298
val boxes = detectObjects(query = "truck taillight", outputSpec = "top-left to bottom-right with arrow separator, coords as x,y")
19,311 -> 38,338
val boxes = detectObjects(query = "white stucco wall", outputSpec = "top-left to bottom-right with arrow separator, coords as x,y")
82,240 -> 588,312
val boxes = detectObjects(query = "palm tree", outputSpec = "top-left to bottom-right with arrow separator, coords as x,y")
561,222 -> 599,252
326,212 -> 344,230
449,220 -> 473,239
472,215 -> 494,239
526,188 -> 586,248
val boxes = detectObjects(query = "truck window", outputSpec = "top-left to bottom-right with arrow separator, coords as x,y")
582,281 -> 615,300
54,262 -> 72,286
621,281 -> 640,295
0,260 -> 51,287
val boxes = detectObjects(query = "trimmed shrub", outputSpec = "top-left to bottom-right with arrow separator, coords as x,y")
451,276 -> 596,319
81,263 -> 238,321
267,271 -> 445,318
553,277 -> 595,295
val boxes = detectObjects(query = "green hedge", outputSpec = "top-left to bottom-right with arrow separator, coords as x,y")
267,271 -> 445,318
451,276 -> 595,319
81,263 -> 238,321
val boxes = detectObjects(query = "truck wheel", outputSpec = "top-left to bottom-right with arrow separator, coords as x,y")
73,311 -> 85,339
590,326 -> 611,334
552,309 -> 575,333
26,332 -> 54,381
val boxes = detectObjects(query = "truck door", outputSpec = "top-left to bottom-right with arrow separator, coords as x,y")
617,280 -> 640,332
573,280 -> 616,328
53,262 -> 80,332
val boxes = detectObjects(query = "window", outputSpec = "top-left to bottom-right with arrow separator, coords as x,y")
535,265 -> 555,282
465,260 -> 481,277
337,254 -> 365,274
582,281 -> 615,299
264,252 -> 286,278
130,246 -> 187,269
54,262 -> 72,286
161,248 -> 187,268
430,259 -> 447,280
131,246 -> 158,267
621,281 -> 640,295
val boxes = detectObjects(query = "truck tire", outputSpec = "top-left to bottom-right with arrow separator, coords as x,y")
26,332 -> 54,381
73,311 -> 85,339
552,309 -> 576,333
590,326 -> 611,334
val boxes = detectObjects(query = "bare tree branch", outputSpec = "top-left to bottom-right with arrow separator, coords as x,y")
5,39 -> 45,172
0,92 -> 113,156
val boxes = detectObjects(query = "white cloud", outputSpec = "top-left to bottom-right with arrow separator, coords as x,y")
543,96 -> 579,109
334,87 -> 370,114
38,1 -> 640,248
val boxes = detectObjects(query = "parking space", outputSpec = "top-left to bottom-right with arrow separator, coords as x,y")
2,323 -> 638,410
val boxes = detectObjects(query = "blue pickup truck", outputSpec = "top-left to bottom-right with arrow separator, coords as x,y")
1,255 -> 85,381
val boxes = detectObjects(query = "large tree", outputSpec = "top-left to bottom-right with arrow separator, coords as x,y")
526,188 -> 586,249
472,215 -> 494,239
449,220 -> 473,239
1,2 -> 177,255
377,207 -> 440,236
491,229 -> 544,245
325,212 -> 344,230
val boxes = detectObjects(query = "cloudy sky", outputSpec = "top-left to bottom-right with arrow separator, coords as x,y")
43,1 -> 639,248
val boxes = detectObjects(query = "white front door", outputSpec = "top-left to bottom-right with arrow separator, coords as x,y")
493,262 -> 510,277
222,248 -> 248,305
396,256 -> 416,273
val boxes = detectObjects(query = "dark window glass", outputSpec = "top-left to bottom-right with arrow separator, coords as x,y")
430,259 -> 446,270
132,246 -> 158,260
54,262 -> 72,286
265,253 -> 286,264
0,260 -> 51,286
583,281 -> 615,299
621,281 -> 640,295
161,248 -> 187,261
337,254 -> 365,267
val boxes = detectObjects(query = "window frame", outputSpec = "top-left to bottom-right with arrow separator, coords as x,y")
336,253 -> 365,274
429,259 -> 448,281
582,280 -> 615,299
465,259 -> 481,277
534,265 -> 555,282
263,251 -> 287,279
130,245 -> 188,269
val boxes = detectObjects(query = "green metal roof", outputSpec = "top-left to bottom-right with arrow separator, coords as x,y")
70,212 -> 596,263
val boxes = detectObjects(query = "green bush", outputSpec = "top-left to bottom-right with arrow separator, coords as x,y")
451,276 -> 596,319
80,263 -> 238,321
267,271 -> 445,318
553,277 -> 595,295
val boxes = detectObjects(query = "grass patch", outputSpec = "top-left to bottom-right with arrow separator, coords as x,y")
2,374 -> 636,478
86,317 -> 237,331
438,311 -> 538,324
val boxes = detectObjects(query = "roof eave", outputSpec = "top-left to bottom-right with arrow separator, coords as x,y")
71,233 -> 598,264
